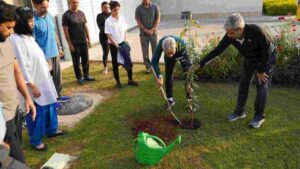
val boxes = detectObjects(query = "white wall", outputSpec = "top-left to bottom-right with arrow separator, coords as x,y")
153,0 -> 263,18
119,0 -> 140,29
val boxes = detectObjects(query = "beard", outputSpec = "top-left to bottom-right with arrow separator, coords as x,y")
0,33 -> 6,42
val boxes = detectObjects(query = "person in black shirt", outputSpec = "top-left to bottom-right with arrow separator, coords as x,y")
97,1 -> 110,74
62,0 -> 95,85
200,13 -> 276,128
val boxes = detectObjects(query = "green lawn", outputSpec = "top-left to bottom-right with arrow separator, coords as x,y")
24,62 -> 300,169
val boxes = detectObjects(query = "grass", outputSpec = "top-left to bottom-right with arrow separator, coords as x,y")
24,62 -> 300,169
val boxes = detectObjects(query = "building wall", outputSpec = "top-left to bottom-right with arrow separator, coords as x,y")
152,0 -> 263,19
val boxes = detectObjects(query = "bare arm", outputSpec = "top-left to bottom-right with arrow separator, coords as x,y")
151,16 -> 160,32
106,34 -> 119,48
63,26 -> 72,46
63,26 -> 75,52
84,24 -> 91,47
55,33 -> 64,57
14,60 -> 36,120
136,19 -> 147,32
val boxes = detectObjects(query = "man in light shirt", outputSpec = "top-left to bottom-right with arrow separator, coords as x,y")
0,1 -> 36,163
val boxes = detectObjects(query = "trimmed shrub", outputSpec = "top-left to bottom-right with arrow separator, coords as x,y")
263,0 -> 297,15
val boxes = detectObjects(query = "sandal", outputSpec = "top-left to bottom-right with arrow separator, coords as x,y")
48,130 -> 67,138
32,144 -> 48,151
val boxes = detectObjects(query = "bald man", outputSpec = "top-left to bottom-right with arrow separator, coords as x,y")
151,35 -> 192,106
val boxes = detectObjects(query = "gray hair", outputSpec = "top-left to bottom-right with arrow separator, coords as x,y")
224,13 -> 245,30
162,37 -> 176,52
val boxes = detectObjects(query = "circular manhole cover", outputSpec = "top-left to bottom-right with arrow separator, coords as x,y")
57,95 -> 93,115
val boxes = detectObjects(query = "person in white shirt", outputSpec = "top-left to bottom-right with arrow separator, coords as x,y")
105,1 -> 139,88
10,7 -> 66,151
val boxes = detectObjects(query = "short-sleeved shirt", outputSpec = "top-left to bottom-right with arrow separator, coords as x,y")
62,10 -> 87,45
135,3 -> 160,36
33,12 -> 59,60
105,15 -> 128,44
96,12 -> 110,42
0,40 -> 19,121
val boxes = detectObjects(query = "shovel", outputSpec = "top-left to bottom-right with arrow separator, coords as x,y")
150,66 -> 184,126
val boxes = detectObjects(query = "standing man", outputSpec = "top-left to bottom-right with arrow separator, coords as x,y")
97,1 -> 110,75
136,0 -> 160,74
62,0 -> 95,85
199,13 -> 276,128
32,0 -> 70,105
0,1 -> 36,163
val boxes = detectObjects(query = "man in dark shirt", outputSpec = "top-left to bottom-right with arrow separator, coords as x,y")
151,36 -> 192,107
200,13 -> 276,128
62,0 -> 95,85
96,1 -> 110,74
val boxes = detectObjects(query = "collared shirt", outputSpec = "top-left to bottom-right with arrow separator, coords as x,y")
201,24 -> 275,73
135,2 -> 160,36
97,12 -> 110,42
11,34 -> 57,111
0,39 -> 19,121
33,12 -> 59,60
105,15 -> 128,44
62,10 -> 87,45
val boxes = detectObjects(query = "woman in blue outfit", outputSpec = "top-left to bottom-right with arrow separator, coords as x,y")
11,7 -> 66,151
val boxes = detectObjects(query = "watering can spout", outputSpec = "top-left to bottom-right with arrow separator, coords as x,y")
133,132 -> 181,165
165,135 -> 181,154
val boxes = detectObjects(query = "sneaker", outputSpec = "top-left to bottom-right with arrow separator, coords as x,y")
57,96 -> 70,103
84,76 -> 96,81
103,67 -> 108,74
55,102 -> 62,110
166,99 -> 176,109
146,68 -> 151,74
128,80 -> 139,86
228,113 -> 246,122
250,116 -> 265,128
116,82 -> 122,89
77,78 -> 85,85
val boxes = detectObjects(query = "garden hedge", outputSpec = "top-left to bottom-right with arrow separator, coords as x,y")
263,0 -> 297,15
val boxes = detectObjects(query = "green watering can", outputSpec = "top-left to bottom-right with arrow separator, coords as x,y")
133,132 -> 181,165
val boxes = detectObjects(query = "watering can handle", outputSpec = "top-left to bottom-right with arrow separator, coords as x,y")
133,138 -> 138,154
148,135 -> 167,148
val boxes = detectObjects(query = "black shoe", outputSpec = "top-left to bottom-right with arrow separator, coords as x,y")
128,80 -> 139,86
77,78 -> 85,85
48,130 -> 67,138
84,76 -> 96,81
116,82 -> 122,89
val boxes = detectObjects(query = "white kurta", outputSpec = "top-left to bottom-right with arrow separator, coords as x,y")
0,102 -> 6,143
10,34 -> 57,111
105,15 -> 128,44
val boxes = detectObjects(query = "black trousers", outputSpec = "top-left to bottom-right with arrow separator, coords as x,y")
4,109 -> 25,163
100,40 -> 109,68
71,43 -> 90,80
164,52 -> 192,99
0,145 -> 30,169
234,53 -> 275,118
109,44 -> 132,83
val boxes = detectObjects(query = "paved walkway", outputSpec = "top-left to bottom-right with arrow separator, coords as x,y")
61,16 -> 300,70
